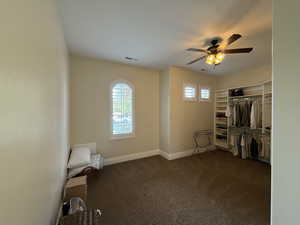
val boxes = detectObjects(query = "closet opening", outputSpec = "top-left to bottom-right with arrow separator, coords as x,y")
215,82 -> 272,163
214,79 -> 272,224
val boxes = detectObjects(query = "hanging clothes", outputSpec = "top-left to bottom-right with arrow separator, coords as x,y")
229,97 -> 267,162
260,136 -> 265,158
250,99 -> 262,129
226,105 -> 231,117
250,102 -> 257,129
234,103 -> 241,127
241,135 -> 247,159
241,100 -> 251,127
231,99 -> 257,128
250,138 -> 259,160
230,135 -> 239,156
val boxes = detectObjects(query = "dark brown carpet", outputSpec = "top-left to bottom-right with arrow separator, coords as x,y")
88,150 -> 271,225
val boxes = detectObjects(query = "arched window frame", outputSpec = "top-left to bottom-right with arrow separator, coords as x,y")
110,79 -> 135,140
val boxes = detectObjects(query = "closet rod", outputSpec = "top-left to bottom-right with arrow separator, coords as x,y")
229,94 -> 262,100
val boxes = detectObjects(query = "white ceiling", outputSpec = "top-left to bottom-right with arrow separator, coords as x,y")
57,0 -> 272,75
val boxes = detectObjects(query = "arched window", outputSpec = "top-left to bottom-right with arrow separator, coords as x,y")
111,80 -> 135,139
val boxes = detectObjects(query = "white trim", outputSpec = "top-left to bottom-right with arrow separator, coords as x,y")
103,147 -> 213,166
55,203 -> 63,225
110,79 -> 135,140
159,150 -> 170,160
110,134 -> 136,140
104,149 -> 160,166
164,149 -> 194,160
160,147 -> 209,160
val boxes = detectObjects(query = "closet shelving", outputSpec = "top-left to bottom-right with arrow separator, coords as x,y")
214,89 -> 229,149
214,81 -> 272,163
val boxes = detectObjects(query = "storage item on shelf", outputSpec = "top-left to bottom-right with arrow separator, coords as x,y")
216,124 -> 227,129
64,176 -> 87,202
216,128 -> 227,136
229,88 -> 244,97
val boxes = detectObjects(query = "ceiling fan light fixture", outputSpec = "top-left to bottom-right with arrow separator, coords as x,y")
207,54 -> 215,61
205,54 -> 215,65
206,59 -> 214,65
206,58 -> 214,65
205,52 -> 225,65
216,52 -> 225,61
186,34 -> 253,66
214,58 -> 222,65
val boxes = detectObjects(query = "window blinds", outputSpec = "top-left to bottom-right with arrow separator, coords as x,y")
200,88 -> 210,100
112,83 -> 133,135
184,86 -> 196,99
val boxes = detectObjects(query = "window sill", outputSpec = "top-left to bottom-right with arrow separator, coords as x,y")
199,99 -> 212,102
183,98 -> 197,102
110,133 -> 135,141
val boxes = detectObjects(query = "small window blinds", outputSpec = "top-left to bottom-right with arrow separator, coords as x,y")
183,84 -> 196,101
200,88 -> 210,101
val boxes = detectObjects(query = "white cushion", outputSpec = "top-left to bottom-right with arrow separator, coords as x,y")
67,154 -> 103,178
68,147 -> 91,169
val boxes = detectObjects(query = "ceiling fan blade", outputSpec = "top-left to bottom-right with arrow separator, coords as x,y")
186,48 -> 207,53
187,55 -> 206,65
224,48 -> 253,54
226,34 -> 242,46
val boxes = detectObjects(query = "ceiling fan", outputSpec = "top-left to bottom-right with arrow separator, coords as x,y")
186,34 -> 253,66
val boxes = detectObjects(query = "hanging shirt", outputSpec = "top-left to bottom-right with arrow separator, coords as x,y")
226,105 -> 231,118
230,135 -> 239,156
241,135 -> 247,159
233,104 -> 237,126
261,137 -> 265,158
250,138 -> 259,159
250,102 -> 257,129
240,101 -> 251,127
236,103 -> 242,127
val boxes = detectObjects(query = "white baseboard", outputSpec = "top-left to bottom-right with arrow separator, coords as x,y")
55,203 -> 63,225
160,147 -> 209,160
159,150 -> 170,160
103,146 -> 214,166
169,149 -> 194,160
104,149 -> 160,166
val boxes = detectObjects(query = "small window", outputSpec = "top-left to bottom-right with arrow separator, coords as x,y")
111,80 -> 135,139
199,87 -> 211,102
183,83 -> 197,101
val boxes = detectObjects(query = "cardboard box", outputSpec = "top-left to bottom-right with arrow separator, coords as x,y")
64,176 -> 87,202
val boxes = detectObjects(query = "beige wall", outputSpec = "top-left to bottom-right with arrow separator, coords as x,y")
216,64 -> 272,90
168,67 -> 216,153
160,65 -> 272,154
159,68 -> 171,153
0,1 -> 69,225
272,1 -> 300,224
70,55 -> 159,158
